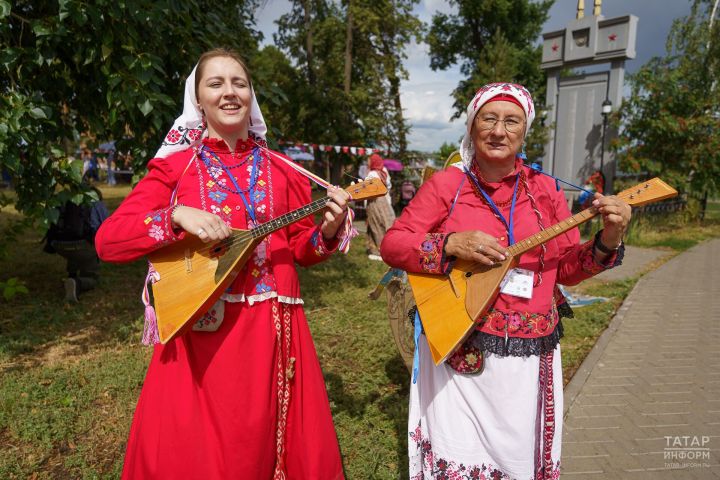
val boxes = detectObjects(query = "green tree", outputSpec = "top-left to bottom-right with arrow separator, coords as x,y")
349,0 -> 423,157
0,0 -> 261,234
435,141 -> 458,165
426,0 -> 553,120
613,0 -> 719,201
273,0 -> 422,180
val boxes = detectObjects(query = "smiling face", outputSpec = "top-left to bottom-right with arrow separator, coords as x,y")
196,55 -> 252,146
470,100 -> 526,169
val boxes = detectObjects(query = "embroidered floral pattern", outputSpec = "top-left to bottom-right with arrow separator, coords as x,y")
410,422 -> 560,480
419,233 -> 445,273
144,208 -> 175,245
477,305 -> 558,339
208,189 -> 228,204
192,300 -> 224,332
162,124 -> 203,147
410,424 -> 560,480
447,343 -> 484,374
148,224 -> 165,241
310,229 -> 329,257
579,238 -> 620,275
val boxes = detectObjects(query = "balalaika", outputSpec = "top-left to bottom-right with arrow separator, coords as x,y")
148,178 -> 387,343
408,178 -> 678,365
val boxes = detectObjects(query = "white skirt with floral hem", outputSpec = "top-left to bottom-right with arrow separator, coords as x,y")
408,336 -> 563,480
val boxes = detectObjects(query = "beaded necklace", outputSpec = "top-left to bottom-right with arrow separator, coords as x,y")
466,165 -> 547,286
199,144 -> 261,223
199,145 -> 256,193
469,163 -> 525,207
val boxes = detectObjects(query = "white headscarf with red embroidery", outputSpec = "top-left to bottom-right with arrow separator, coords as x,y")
154,63 -> 267,159
459,82 -> 535,169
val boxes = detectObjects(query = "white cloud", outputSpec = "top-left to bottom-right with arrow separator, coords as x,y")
253,0 -> 690,152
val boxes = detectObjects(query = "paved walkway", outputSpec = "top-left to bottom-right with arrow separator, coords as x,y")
562,238 -> 720,478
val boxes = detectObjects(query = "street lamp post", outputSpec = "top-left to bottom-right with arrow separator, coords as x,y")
600,99 -> 612,172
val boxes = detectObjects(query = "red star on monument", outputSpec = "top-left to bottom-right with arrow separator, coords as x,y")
551,43 -> 559,52
608,33 -> 617,41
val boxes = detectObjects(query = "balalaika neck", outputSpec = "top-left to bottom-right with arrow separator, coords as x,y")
508,206 -> 599,257
250,196 -> 329,239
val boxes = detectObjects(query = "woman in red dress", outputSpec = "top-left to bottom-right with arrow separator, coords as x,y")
96,48 -> 348,479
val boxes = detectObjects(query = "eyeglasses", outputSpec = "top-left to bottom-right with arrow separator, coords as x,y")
475,116 -> 525,134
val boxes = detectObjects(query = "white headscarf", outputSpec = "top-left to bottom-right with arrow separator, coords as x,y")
154,63 -> 267,159
459,82 -> 535,169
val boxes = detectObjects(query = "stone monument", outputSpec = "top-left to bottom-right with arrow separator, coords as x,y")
541,0 -> 638,196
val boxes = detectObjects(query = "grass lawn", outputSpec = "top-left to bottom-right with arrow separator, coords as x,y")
1,184 -> 718,479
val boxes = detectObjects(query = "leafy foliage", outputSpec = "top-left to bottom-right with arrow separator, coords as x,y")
0,0 -> 261,229
613,0 -> 720,197
0,277 -> 29,301
426,0 -> 553,120
271,0 -> 422,173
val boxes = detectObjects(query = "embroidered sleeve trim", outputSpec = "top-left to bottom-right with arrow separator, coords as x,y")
144,205 -> 183,245
580,232 -> 624,275
419,233 -> 448,274
310,227 -> 337,257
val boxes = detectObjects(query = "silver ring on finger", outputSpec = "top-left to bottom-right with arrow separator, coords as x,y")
197,228 -> 205,236
477,244 -> 484,252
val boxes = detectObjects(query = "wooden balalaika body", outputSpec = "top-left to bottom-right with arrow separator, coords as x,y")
408,178 -> 678,366
148,178 -> 387,344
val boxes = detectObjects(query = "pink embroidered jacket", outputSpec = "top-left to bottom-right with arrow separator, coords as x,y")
380,162 -> 619,339
96,138 -> 337,303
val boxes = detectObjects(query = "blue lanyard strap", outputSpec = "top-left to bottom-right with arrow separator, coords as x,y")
529,162 -> 595,195
464,167 -> 520,245
202,146 -> 261,224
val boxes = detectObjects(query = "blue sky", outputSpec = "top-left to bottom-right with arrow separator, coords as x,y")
255,0 -> 694,152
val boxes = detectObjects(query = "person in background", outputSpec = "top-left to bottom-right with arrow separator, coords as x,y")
381,82 -> 631,479
364,153 -> 395,261
398,179 -> 417,211
106,149 -> 117,186
44,186 -> 108,302
95,48 -> 349,479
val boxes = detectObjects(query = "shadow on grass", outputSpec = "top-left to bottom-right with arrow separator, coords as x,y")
324,352 -> 411,480
0,233 -> 147,363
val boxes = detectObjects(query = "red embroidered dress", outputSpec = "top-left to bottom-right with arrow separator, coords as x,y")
381,160 -> 621,480
96,138 -> 344,479
381,161 -> 618,348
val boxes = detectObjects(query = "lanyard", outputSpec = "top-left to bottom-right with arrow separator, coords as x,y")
204,146 -> 261,224
465,168 -> 520,245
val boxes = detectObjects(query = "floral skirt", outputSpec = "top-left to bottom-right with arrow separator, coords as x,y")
408,336 -> 563,479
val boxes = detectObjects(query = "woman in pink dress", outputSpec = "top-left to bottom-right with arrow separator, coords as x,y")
96,48 -> 348,479
364,153 -> 395,260
381,83 -> 632,479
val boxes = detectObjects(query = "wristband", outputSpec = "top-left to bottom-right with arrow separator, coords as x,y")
594,231 -> 621,254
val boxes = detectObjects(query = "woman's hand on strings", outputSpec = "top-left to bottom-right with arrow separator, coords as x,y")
444,230 -> 509,266
592,192 -> 632,248
321,186 -> 351,241
171,205 -> 232,242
